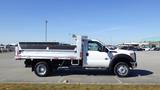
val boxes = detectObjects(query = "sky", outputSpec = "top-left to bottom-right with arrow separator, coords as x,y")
0,0 -> 160,44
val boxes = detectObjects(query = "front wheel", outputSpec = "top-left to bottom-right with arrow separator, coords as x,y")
34,62 -> 50,77
114,62 -> 130,77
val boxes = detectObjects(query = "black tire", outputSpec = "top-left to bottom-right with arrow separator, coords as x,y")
34,61 -> 50,77
114,62 -> 130,77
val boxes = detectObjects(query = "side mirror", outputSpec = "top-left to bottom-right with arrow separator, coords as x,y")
98,46 -> 106,52
98,47 -> 102,51
102,46 -> 108,52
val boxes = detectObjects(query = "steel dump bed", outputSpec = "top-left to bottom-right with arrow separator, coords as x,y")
15,35 -> 88,60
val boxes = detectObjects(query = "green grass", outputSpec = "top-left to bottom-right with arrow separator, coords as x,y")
0,84 -> 160,90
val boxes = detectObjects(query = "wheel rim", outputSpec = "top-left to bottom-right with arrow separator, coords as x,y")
36,64 -> 47,76
117,65 -> 128,76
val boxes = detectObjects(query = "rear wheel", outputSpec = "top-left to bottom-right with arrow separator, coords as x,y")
34,61 -> 50,77
114,62 -> 130,77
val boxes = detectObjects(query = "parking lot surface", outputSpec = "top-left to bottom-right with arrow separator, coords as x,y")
0,52 -> 160,84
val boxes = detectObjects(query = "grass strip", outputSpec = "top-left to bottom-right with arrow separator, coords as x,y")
0,84 -> 160,90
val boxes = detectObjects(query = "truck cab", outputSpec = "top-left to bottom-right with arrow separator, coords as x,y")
83,39 -> 110,67
82,39 -> 137,77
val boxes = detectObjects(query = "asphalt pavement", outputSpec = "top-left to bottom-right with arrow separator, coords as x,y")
0,52 -> 160,84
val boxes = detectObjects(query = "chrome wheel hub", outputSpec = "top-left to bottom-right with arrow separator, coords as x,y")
36,64 -> 47,75
117,65 -> 128,76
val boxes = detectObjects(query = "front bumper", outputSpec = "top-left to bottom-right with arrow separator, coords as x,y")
130,62 -> 137,68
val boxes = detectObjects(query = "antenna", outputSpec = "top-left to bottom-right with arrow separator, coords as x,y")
45,20 -> 48,42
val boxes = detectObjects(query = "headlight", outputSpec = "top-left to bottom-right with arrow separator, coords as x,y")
130,52 -> 136,61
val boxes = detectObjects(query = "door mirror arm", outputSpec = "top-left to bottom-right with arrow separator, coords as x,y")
105,48 -> 109,52
102,46 -> 109,52
98,47 -> 102,52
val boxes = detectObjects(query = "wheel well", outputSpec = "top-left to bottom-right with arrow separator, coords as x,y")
109,58 -> 131,72
31,59 -> 52,71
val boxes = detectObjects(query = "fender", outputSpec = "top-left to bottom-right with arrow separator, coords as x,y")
109,54 -> 134,70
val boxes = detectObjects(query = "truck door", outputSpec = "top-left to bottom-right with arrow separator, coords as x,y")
83,41 -> 111,67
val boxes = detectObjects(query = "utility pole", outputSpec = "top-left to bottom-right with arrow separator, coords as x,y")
45,20 -> 48,42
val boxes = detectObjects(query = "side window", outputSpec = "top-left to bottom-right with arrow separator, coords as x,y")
88,41 -> 102,51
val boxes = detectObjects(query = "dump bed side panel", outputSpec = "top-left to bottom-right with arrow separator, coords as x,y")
19,42 -> 76,50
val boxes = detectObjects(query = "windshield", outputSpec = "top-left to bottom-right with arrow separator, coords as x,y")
96,40 -> 117,50
106,45 -> 117,50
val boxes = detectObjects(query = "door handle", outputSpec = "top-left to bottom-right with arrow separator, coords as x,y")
105,58 -> 108,60
86,53 -> 89,56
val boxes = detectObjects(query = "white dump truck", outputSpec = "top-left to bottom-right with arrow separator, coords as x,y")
15,35 -> 137,77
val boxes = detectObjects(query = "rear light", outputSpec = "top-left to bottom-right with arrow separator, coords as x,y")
17,50 -> 24,55
16,50 -> 23,56
18,50 -> 23,54
15,50 -> 24,60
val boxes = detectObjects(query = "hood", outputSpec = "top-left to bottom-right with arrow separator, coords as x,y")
110,48 -> 135,56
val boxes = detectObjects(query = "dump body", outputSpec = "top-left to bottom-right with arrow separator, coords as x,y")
15,35 -> 88,60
